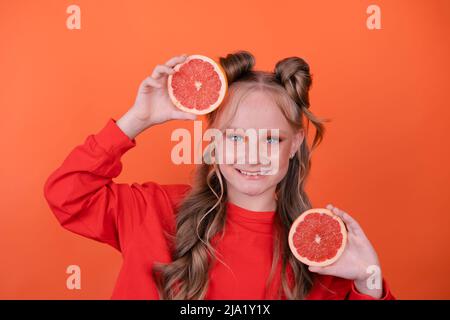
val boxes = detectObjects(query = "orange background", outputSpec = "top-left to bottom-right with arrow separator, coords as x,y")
0,0 -> 449,299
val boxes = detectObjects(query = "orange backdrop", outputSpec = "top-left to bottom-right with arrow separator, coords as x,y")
0,0 -> 449,299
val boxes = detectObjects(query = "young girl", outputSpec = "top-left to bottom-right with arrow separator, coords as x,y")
44,51 -> 395,300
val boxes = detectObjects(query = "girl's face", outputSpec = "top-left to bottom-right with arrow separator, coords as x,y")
217,90 -> 304,203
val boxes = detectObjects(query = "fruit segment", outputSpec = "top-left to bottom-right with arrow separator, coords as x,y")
288,208 -> 347,267
167,54 -> 228,115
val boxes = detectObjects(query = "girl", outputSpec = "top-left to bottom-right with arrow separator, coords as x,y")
44,50 -> 395,300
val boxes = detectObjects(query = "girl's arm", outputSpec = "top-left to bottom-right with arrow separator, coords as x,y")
44,117 -> 146,252
44,117 -> 192,253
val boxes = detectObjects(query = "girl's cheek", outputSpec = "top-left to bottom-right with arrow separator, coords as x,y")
212,138 -> 234,165
270,144 -> 292,176
222,142 -> 238,165
218,140 -> 248,165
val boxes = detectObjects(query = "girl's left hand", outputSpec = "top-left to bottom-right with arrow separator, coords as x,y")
307,204 -> 383,299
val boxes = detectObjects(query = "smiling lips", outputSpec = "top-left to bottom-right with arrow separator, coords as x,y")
235,168 -> 271,178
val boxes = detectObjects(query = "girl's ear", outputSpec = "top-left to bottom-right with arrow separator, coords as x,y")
290,128 -> 305,158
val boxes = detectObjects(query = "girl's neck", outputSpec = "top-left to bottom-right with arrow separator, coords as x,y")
227,186 -> 277,212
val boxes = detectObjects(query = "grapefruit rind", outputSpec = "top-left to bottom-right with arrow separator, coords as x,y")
167,54 -> 228,115
288,208 -> 347,267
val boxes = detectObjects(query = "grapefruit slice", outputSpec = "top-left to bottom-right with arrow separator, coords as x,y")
288,208 -> 347,267
167,54 -> 228,115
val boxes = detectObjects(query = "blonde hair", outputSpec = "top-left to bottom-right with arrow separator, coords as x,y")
152,50 -> 328,299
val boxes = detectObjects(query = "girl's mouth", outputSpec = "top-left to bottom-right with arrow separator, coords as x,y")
235,168 -> 271,179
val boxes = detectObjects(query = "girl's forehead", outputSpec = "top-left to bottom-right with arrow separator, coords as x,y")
225,101 -> 291,134
213,88 -> 295,134
225,126 -> 289,136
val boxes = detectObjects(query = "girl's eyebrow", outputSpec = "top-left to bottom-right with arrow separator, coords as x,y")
225,126 -> 288,135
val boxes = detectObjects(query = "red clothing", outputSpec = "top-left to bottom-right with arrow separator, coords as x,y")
44,118 -> 395,300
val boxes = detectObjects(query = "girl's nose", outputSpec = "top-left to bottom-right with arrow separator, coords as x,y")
235,138 -> 271,165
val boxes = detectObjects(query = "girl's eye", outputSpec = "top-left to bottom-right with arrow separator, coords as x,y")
266,136 -> 281,144
227,134 -> 244,142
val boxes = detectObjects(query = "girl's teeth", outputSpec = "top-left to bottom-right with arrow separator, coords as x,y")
238,169 -> 268,176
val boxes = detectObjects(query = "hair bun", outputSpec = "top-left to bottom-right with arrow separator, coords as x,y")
274,57 -> 312,109
219,50 -> 255,84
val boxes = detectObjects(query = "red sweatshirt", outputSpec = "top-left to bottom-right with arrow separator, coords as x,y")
44,118 -> 395,300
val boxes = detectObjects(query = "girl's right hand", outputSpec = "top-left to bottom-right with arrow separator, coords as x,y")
117,54 -> 198,139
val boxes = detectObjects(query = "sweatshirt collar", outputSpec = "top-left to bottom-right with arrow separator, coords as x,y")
226,201 -> 276,233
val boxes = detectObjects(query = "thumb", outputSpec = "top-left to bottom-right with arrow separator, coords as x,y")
308,265 -> 337,276
172,110 -> 198,121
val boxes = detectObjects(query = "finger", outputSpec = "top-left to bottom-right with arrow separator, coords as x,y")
141,76 -> 162,89
164,54 -> 188,68
332,206 -> 365,237
151,64 -> 176,79
326,203 -> 354,233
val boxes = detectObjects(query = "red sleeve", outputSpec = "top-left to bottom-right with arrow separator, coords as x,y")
309,275 -> 396,300
43,118 -> 191,253
347,277 -> 396,300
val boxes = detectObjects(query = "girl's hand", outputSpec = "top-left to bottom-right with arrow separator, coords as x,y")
117,54 -> 197,139
131,54 -> 198,125
308,204 -> 384,299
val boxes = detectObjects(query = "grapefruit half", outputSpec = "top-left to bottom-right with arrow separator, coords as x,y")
167,54 -> 228,115
288,208 -> 347,267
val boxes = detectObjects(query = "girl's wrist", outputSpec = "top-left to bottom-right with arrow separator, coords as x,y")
353,273 -> 383,299
117,108 -> 152,140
